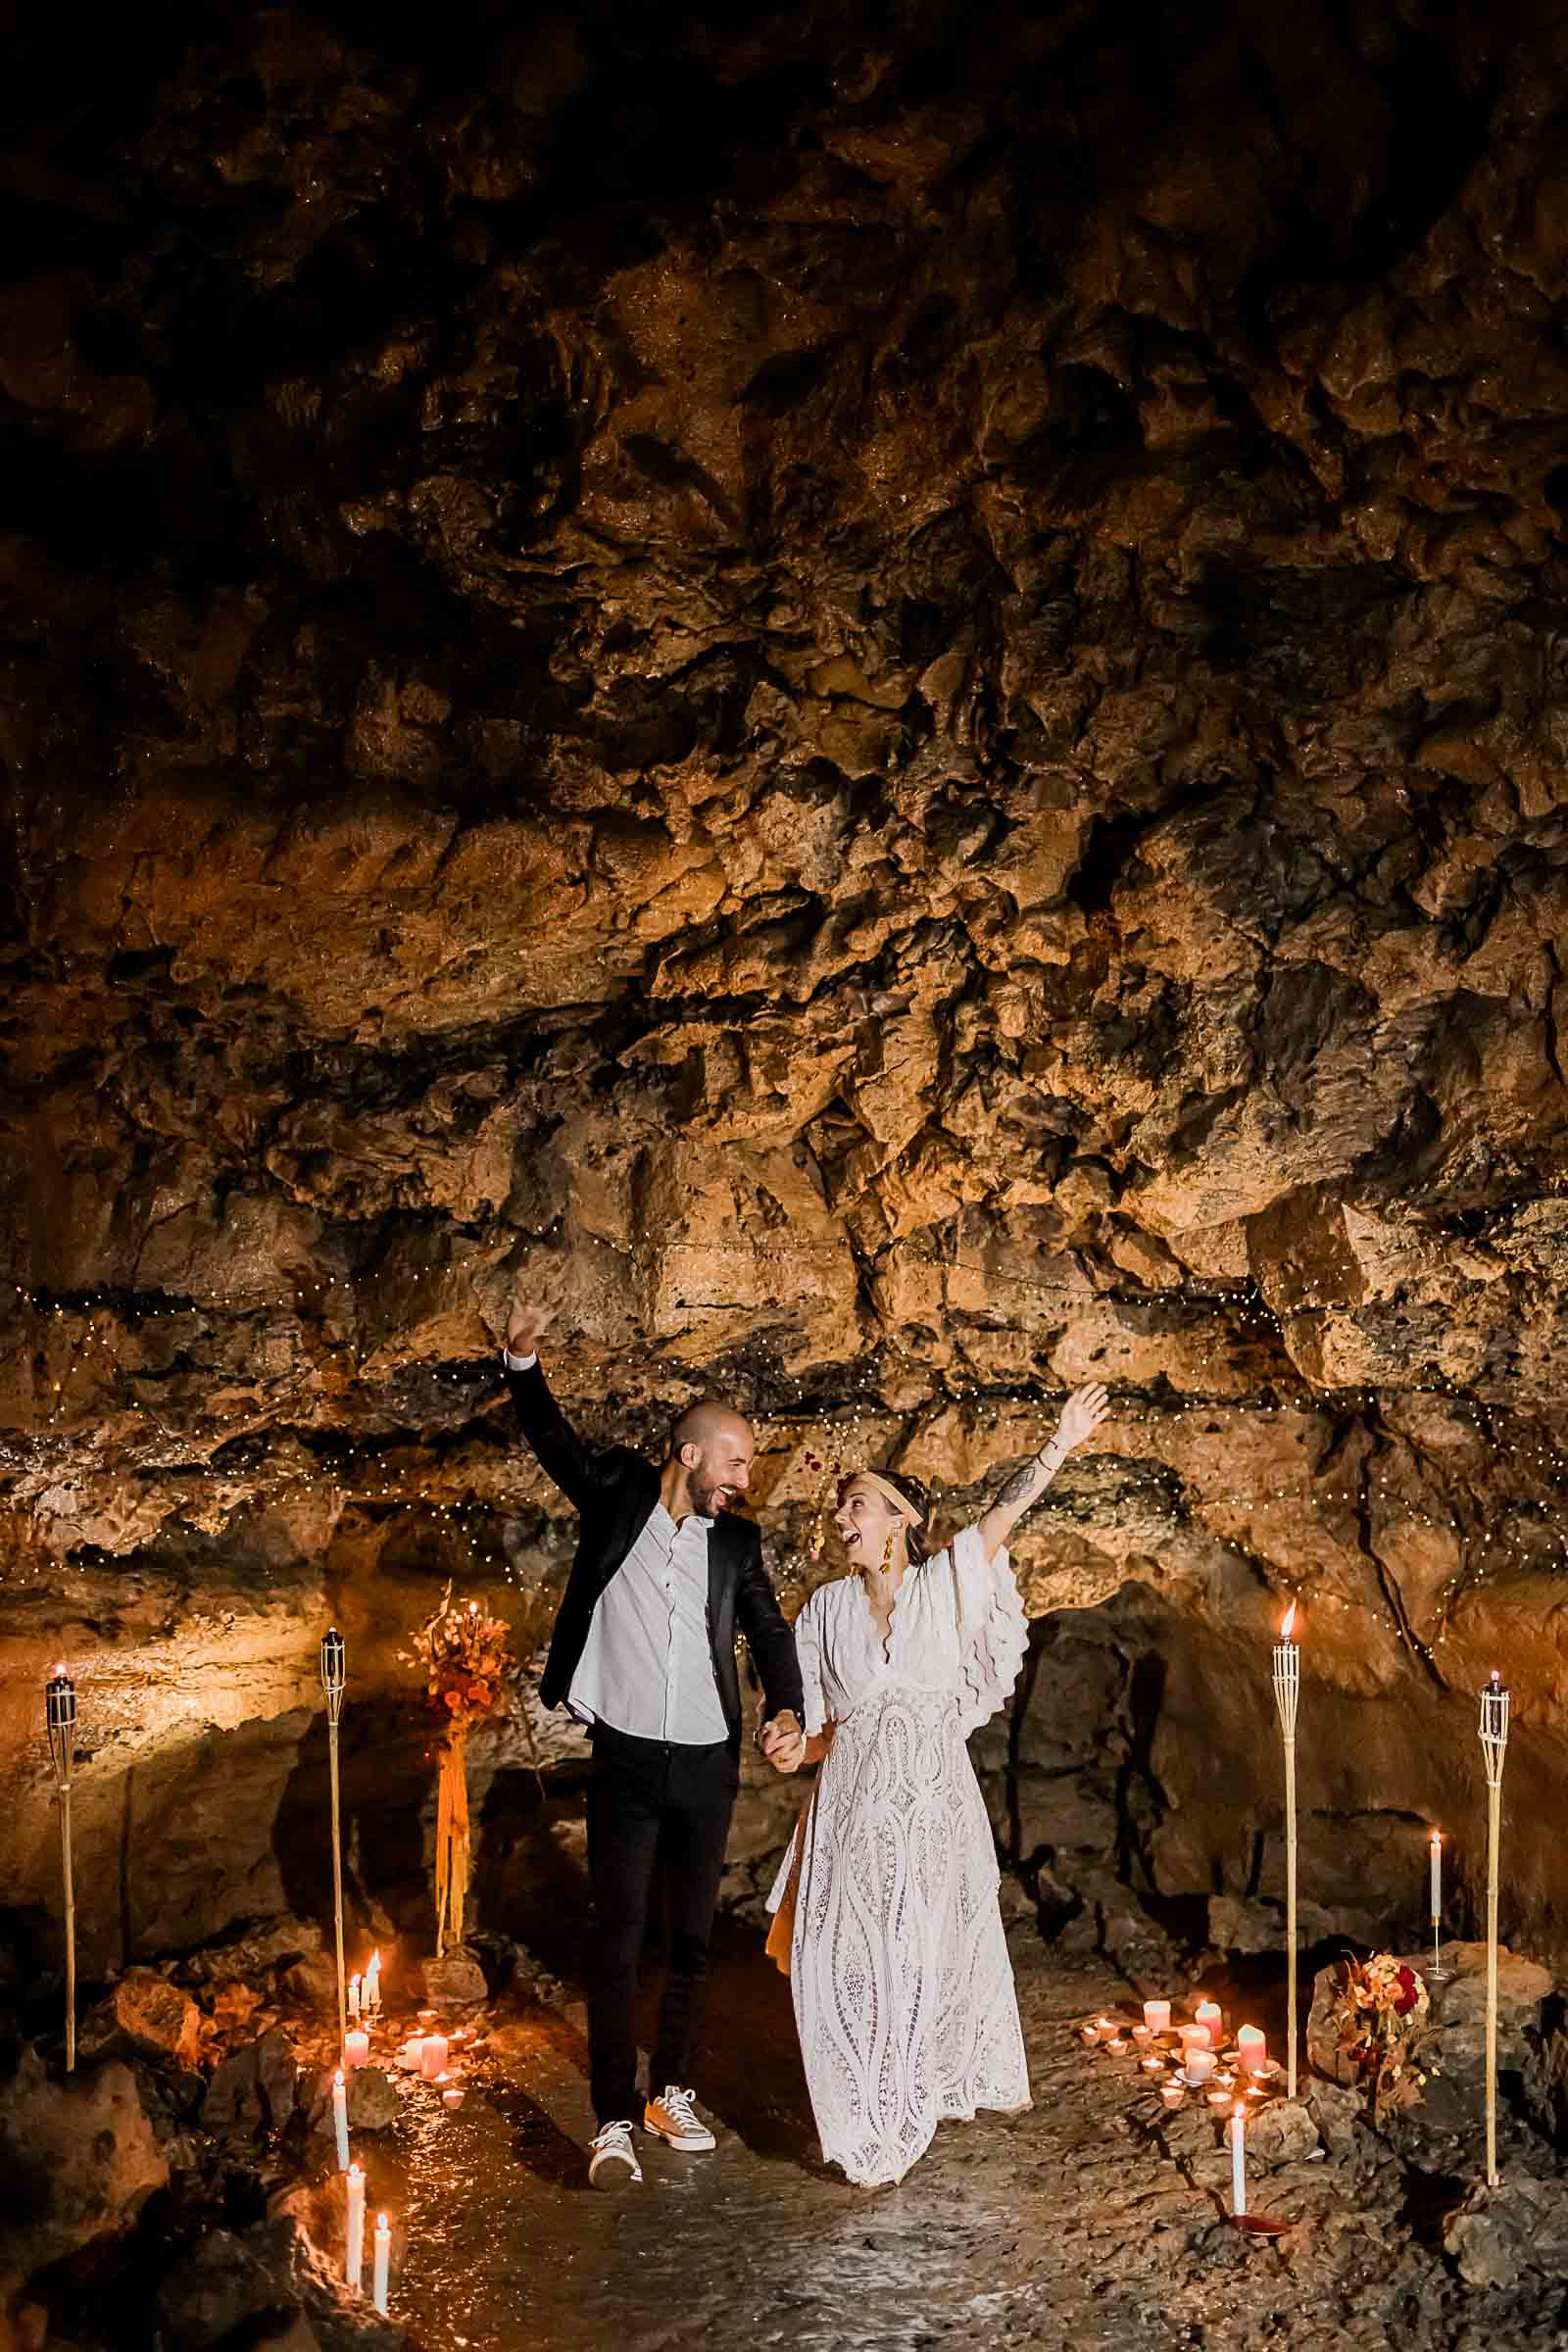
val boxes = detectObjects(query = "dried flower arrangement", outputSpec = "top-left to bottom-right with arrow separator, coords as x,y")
1321,1953 -> 1439,2122
400,1584 -> 514,1955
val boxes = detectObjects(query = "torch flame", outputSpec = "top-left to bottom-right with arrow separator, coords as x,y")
1280,1602 -> 1298,1641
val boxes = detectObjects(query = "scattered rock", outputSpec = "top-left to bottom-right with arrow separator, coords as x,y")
183,1918 -> 324,1986
112,1968 -> 202,2066
0,2050 -> 168,2300
1445,2178 -> 1568,2290
418,1948 -> 488,2006
203,2028 -> 298,2136
1307,1942 -> 1555,2141
155,2228 -> 287,2349
1244,2098 -> 1320,2169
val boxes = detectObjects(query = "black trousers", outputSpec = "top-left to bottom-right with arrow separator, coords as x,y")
585,1723 -> 738,2128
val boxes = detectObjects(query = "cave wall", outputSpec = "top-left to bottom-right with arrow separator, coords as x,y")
7,0 -> 1568,1977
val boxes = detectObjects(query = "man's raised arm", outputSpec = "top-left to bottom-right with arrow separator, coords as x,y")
503,1290 -> 599,1510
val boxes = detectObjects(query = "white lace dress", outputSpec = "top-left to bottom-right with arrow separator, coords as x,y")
766,1525 -> 1031,2187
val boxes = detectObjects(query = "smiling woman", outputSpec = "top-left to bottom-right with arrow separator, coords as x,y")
768,1386 -> 1110,2187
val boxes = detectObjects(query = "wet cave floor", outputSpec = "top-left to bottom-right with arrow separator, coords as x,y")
339,1924 -> 1542,2352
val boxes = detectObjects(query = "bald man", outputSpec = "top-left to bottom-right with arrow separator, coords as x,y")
503,1287 -> 805,2187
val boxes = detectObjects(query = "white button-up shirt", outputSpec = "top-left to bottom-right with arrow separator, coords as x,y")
505,1348 -> 729,1744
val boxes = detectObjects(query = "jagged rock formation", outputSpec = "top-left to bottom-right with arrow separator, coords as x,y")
6,0 -> 1568,1980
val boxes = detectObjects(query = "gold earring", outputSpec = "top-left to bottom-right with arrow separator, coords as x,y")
879,1527 -> 896,1575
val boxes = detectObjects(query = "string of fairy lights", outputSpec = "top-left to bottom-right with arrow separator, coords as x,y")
9,1239 -> 1568,1659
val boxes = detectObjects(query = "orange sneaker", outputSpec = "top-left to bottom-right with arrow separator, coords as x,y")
643,2085 -> 715,2152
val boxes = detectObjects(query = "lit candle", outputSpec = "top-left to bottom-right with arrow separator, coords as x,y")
363,1950 -> 381,2017
398,2037 -> 426,2073
1207,2088 -> 1231,2109
1080,2024 -> 1101,2045
442,2086 -> 465,2108
1104,2034 -> 1128,2054
1177,2024 -> 1209,2060
1143,1998 -> 1172,2034
345,2164 -> 366,2289
1194,1999 -> 1223,2047
372,2213 -> 390,2316
1236,2025 -> 1267,2076
345,2029 -> 369,2070
348,1974 -> 362,2024
1132,2025 -> 1152,2046
1186,2048 -> 1216,2086
419,2033 -> 449,2080
1160,2082 -> 1184,2108
332,2069 -> 350,2170
1141,2056 -> 1165,2076
1430,1831 -> 1442,1913
1230,2106 -> 1248,2217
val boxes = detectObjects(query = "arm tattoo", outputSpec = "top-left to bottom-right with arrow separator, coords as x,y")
995,1457 -> 1047,1512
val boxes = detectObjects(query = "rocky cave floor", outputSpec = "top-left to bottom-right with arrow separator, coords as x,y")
13,1883 -> 1568,2352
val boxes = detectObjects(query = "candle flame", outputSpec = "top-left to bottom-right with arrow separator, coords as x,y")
1431,1830 -> 1442,1847
377,2213 -> 388,2230
368,1948 -> 379,1968
1280,1601 -> 1298,1641
334,2068 -> 344,2085
468,1598 -> 478,1612
349,2162 -> 362,2179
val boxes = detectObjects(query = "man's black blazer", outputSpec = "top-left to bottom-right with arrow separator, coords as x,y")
508,1358 -> 804,1750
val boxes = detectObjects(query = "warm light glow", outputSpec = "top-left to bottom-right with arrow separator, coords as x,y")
334,2068 -> 344,2086
1431,1831 -> 1442,1848
1280,1601 -> 1298,1641
468,1599 -> 477,1613
377,2213 -> 388,2230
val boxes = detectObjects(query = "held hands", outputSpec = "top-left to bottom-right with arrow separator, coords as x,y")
1054,1381 -> 1111,1455
759,1708 -> 807,1774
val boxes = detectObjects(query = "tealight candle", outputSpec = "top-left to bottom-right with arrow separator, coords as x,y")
1143,1999 -> 1172,2034
1141,2056 -> 1165,2076
442,2087 -> 465,2109
1195,1999 -> 1223,2047
1160,2082 -> 1185,2107
345,2164 -> 366,2288
1207,2088 -> 1231,2109
331,2069 -> 350,2170
1080,2025 -> 1101,2045
1131,2025 -> 1152,2046
419,2034 -> 449,2080
1104,2035 -> 1128,2054
417,2008 -> 436,2026
372,2213 -> 390,2316
345,2030 -> 369,2070
1237,2026 -> 1267,2076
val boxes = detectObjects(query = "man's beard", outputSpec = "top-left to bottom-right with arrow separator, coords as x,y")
692,1475 -> 732,1517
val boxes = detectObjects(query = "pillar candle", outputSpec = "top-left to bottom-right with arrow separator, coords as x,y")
1236,2025 -> 1267,2076
332,2070 -> 350,2171
1194,1999 -> 1223,2047
1186,2047 -> 1216,2085
345,2029 -> 369,2070
1177,2024 -> 1208,2060
346,2164 -> 366,2289
372,2213 -> 390,2316
364,1951 -> 381,2016
348,1975 -> 362,2024
419,2033 -> 449,2080
1230,2108 -> 1248,2216
1143,1998 -> 1172,2034
1430,1832 -> 1442,1916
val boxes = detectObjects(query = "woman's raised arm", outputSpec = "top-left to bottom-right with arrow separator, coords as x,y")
976,1383 -> 1110,1564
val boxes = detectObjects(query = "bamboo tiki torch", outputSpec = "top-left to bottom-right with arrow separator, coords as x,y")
1271,1603 -> 1300,2101
1479,1669 -> 1511,2187
45,1666 -> 77,2072
320,1628 -> 349,2062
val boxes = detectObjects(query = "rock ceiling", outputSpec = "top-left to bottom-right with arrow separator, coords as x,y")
6,1 -> 1568,1954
